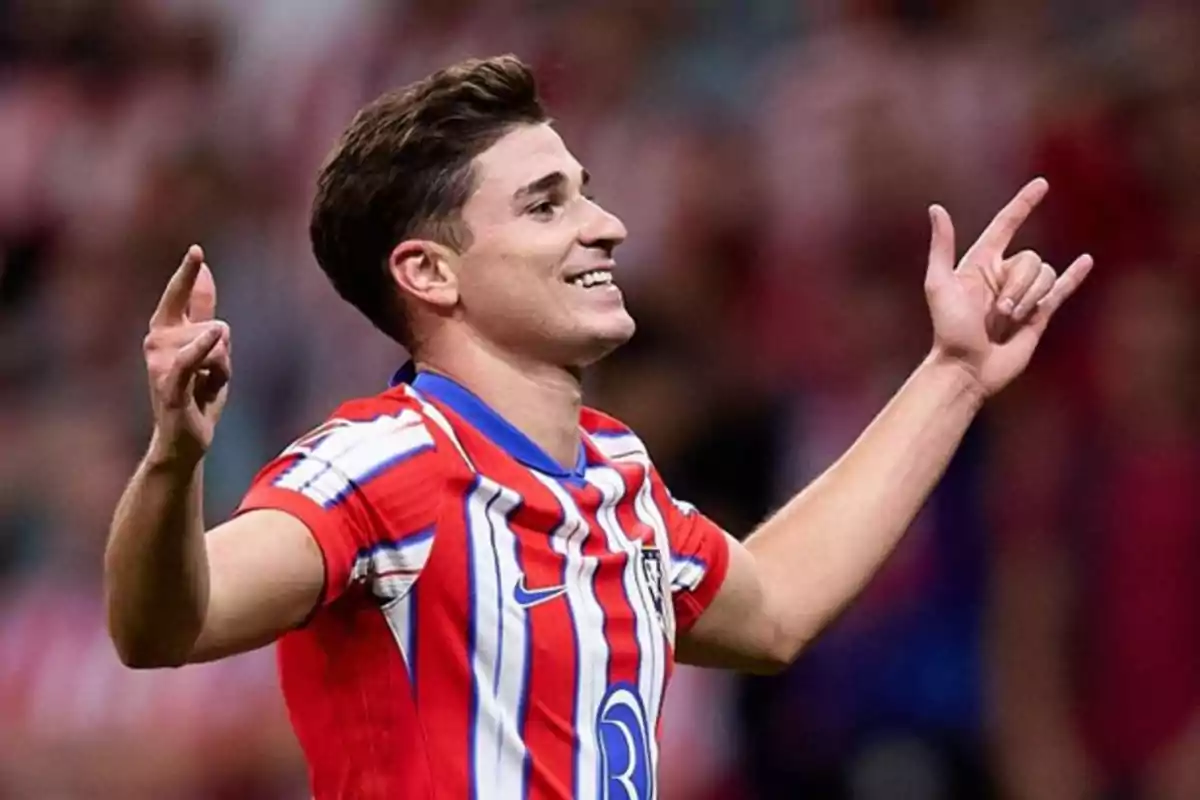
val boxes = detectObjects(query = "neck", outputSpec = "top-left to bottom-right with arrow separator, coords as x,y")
416,335 -> 584,470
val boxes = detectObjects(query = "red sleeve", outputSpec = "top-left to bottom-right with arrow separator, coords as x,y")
236,404 -> 446,605
654,477 -> 731,633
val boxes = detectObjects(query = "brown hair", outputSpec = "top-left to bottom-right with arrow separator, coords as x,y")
310,55 -> 547,347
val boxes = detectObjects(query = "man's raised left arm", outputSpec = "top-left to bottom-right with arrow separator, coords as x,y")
677,179 -> 1094,672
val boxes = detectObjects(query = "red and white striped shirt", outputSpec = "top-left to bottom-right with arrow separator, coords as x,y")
237,367 -> 730,799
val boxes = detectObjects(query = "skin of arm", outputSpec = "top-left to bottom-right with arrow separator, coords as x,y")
678,179 -> 1094,672
678,354 -> 982,672
104,247 -> 325,668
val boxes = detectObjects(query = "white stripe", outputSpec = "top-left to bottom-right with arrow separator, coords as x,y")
308,465 -> 350,506
630,465 -> 676,765
349,533 -> 435,600
670,558 -> 707,592
275,413 -> 434,507
403,385 -> 476,467
381,595 -> 416,684
282,410 -> 423,460
536,474 -> 606,800
672,497 -> 699,517
588,432 -> 649,464
586,466 -> 664,800
466,478 -> 528,799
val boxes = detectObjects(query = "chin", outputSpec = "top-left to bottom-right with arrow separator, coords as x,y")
569,312 -> 637,367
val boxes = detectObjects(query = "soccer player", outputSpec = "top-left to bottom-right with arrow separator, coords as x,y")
104,56 -> 1092,799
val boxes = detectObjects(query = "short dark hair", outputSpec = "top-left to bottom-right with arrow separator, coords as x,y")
310,55 -> 547,347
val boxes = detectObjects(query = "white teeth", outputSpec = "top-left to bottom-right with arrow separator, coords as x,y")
569,269 -> 613,288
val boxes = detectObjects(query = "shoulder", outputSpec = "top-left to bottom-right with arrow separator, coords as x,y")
290,390 -> 428,449
581,406 -> 651,465
276,387 -> 454,482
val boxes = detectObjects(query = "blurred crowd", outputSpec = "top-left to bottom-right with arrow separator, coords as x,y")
1,0 -> 1197,798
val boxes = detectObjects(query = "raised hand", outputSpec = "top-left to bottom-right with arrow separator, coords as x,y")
924,178 -> 1093,396
143,245 -> 232,466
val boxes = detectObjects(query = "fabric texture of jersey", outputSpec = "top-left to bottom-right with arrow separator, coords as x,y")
236,368 -> 731,800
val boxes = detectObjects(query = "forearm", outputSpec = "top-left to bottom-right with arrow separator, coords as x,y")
745,352 -> 985,658
104,436 -> 210,667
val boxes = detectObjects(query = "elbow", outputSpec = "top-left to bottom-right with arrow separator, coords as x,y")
741,654 -> 791,677
104,587 -> 195,670
113,644 -> 187,670
758,609 -> 825,671
753,645 -> 797,676
754,617 -> 813,675
106,614 -> 192,670
108,623 -> 189,671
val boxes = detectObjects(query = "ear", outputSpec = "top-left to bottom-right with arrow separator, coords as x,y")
388,240 -> 459,309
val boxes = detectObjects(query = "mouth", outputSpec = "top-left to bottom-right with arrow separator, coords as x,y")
564,266 -> 616,289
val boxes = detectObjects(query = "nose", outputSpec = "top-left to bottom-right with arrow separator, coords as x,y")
580,200 -> 627,253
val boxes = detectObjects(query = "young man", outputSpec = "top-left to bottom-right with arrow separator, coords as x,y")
105,56 -> 1092,799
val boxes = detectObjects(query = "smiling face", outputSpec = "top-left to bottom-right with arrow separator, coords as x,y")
444,123 -> 635,367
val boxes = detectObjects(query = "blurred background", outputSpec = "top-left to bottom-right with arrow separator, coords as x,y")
1,0 -> 1198,797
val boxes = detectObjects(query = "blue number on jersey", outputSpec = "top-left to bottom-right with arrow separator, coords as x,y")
597,683 -> 653,800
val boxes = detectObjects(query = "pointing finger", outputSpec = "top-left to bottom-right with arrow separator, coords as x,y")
967,178 -> 1049,261
150,245 -> 204,328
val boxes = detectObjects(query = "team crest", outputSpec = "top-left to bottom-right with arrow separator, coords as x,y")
639,544 -> 666,626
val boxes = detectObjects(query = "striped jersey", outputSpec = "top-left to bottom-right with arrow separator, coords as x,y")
237,367 -> 731,800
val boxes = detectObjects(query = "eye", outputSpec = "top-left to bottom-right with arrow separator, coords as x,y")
529,199 -> 559,218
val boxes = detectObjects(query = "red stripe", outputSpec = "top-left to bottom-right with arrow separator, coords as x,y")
611,461 -> 674,743
279,595 -> 433,798
577,480 -> 641,689
411,424 -> 477,800
640,468 -> 680,742
579,407 -> 631,436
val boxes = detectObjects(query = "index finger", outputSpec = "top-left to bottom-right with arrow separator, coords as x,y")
966,178 -> 1049,262
150,245 -> 204,328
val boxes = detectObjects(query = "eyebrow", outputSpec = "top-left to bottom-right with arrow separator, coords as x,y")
512,169 -> 591,203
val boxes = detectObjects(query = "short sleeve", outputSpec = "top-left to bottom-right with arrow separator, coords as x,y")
656,481 -> 731,634
236,405 -> 446,606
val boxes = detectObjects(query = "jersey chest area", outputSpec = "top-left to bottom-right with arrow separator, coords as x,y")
414,468 -> 678,798
440,468 -> 678,666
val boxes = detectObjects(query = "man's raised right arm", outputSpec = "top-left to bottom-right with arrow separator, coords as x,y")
105,462 -> 324,668
104,246 -> 324,668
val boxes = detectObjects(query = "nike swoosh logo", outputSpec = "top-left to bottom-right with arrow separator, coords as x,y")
513,576 -> 568,609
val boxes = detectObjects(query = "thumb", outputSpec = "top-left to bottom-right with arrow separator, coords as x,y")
164,324 -> 225,407
187,262 -> 218,322
925,204 -> 956,291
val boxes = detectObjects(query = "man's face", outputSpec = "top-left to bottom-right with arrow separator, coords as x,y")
451,123 -> 634,367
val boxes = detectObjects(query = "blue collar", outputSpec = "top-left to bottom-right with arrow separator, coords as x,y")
390,363 -> 589,481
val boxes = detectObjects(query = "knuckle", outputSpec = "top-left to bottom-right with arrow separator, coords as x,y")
171,350 -> 195,372
153,375 -> 178,401
146,356 -> 170,377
